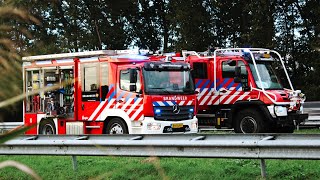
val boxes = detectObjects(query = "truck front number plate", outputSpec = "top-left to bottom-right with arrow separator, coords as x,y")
171,123 -> 183,128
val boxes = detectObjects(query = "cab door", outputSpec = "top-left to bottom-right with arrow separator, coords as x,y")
191,61 -> 215,109
116,66 -> 144,121
217,60 -> 248,105
79,61 -> 100,120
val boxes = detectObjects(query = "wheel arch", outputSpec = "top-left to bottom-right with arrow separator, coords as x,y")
38,118 -> 58,134
98,109 -> 132,134
230,100 -> 274,128
103,116 -> 129,134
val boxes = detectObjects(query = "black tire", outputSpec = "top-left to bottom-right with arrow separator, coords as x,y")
105,118 -> 128,134
234,109 -> 267,133
39,119 -> 56,135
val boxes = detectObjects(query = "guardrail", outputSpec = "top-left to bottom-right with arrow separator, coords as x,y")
0,122 -> 23,133
300,101 -> 320,127
1,134 -> 320,178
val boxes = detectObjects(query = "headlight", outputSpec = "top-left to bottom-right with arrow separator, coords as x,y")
274,106 -> 287,116
298,92 -> 306,101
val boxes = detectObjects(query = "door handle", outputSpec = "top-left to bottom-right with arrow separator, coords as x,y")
82,104 -> 85,110
219,89 -> 228,93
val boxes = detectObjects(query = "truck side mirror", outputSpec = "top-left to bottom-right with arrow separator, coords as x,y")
235,66 -> 241,77
234,66 -> 242,83
129,69 -> 137,92
129,69 -> 137,83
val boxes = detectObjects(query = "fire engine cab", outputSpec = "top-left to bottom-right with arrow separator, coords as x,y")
22,50 -> 198,135
183,48 -> 308,133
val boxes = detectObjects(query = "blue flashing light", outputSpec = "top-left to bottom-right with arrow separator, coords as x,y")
155,109 -> 161,114
189,108 -> 194,113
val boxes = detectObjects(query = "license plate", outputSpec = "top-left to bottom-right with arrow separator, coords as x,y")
171,123 -> 183,128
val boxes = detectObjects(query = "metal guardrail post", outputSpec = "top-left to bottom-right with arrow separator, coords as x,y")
260,159 -> 267,179
72,156 -> 77,171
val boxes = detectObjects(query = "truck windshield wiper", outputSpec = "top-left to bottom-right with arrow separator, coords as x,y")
149,87 -> 165,89
148,87 -> 172,94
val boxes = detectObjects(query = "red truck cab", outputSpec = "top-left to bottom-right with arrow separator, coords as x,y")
184,48 -> 308,133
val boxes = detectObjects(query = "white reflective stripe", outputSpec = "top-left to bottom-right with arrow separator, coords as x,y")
224,91 -> 241,104
121,98 -> 134,110
237,92 -> 250,100
88,101 -> 107,120
35,60 -> 52,65
157,102 -> 166,106
219,95 -> 228,104
56,59 -> 74,64
199,88 -> 209,96
179,101 -> 185,106
208,96 -> 219,105
208,96 -> 215,105
187,101 -> 193,106
96,99 -> 116,120
127,98 -> 142,115
167,101 -> 174,106
79,57 -> 98,62
199,96 -> 210,105
131,105 -> 143,120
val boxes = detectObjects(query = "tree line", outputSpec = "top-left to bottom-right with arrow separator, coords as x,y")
1,0 -> 320,102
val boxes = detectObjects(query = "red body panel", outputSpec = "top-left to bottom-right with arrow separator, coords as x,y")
24,113 -> 37,134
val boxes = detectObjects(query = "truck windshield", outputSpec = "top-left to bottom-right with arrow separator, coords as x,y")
143,69 -> 195,95
249,62 -> 284,90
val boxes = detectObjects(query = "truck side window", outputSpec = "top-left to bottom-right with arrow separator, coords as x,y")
222,61 -> 236,78
120,69 -> 141,92
101,62 -> 109,86
100,62 -> 109,101
192,62 -> 207,79
81,63 -> 98,101
136,71 -> 141,93
120,70 -> 130,91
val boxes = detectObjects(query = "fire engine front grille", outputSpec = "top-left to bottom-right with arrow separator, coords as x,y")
153,105 -> 194,121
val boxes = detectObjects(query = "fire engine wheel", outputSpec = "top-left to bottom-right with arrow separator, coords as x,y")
39,119 -> 56,135
106,118 -> 128,134
234,109 -> 266,133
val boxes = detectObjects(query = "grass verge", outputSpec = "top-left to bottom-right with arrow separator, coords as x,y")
0,155 -> 320,180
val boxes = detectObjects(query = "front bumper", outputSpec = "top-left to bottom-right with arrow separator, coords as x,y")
289,113 -> 309,124
130,116 -> 198,134
277,113 -> 309,126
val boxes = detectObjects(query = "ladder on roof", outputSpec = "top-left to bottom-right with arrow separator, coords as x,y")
22,49 -> 145,61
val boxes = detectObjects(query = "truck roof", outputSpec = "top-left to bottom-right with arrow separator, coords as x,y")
22,50 -> 149,62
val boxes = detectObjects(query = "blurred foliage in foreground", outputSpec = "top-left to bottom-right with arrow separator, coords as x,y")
0,0 -> 38,121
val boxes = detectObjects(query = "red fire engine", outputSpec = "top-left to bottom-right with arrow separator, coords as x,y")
183,48 -> 308,133
22,50 -> 198,135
